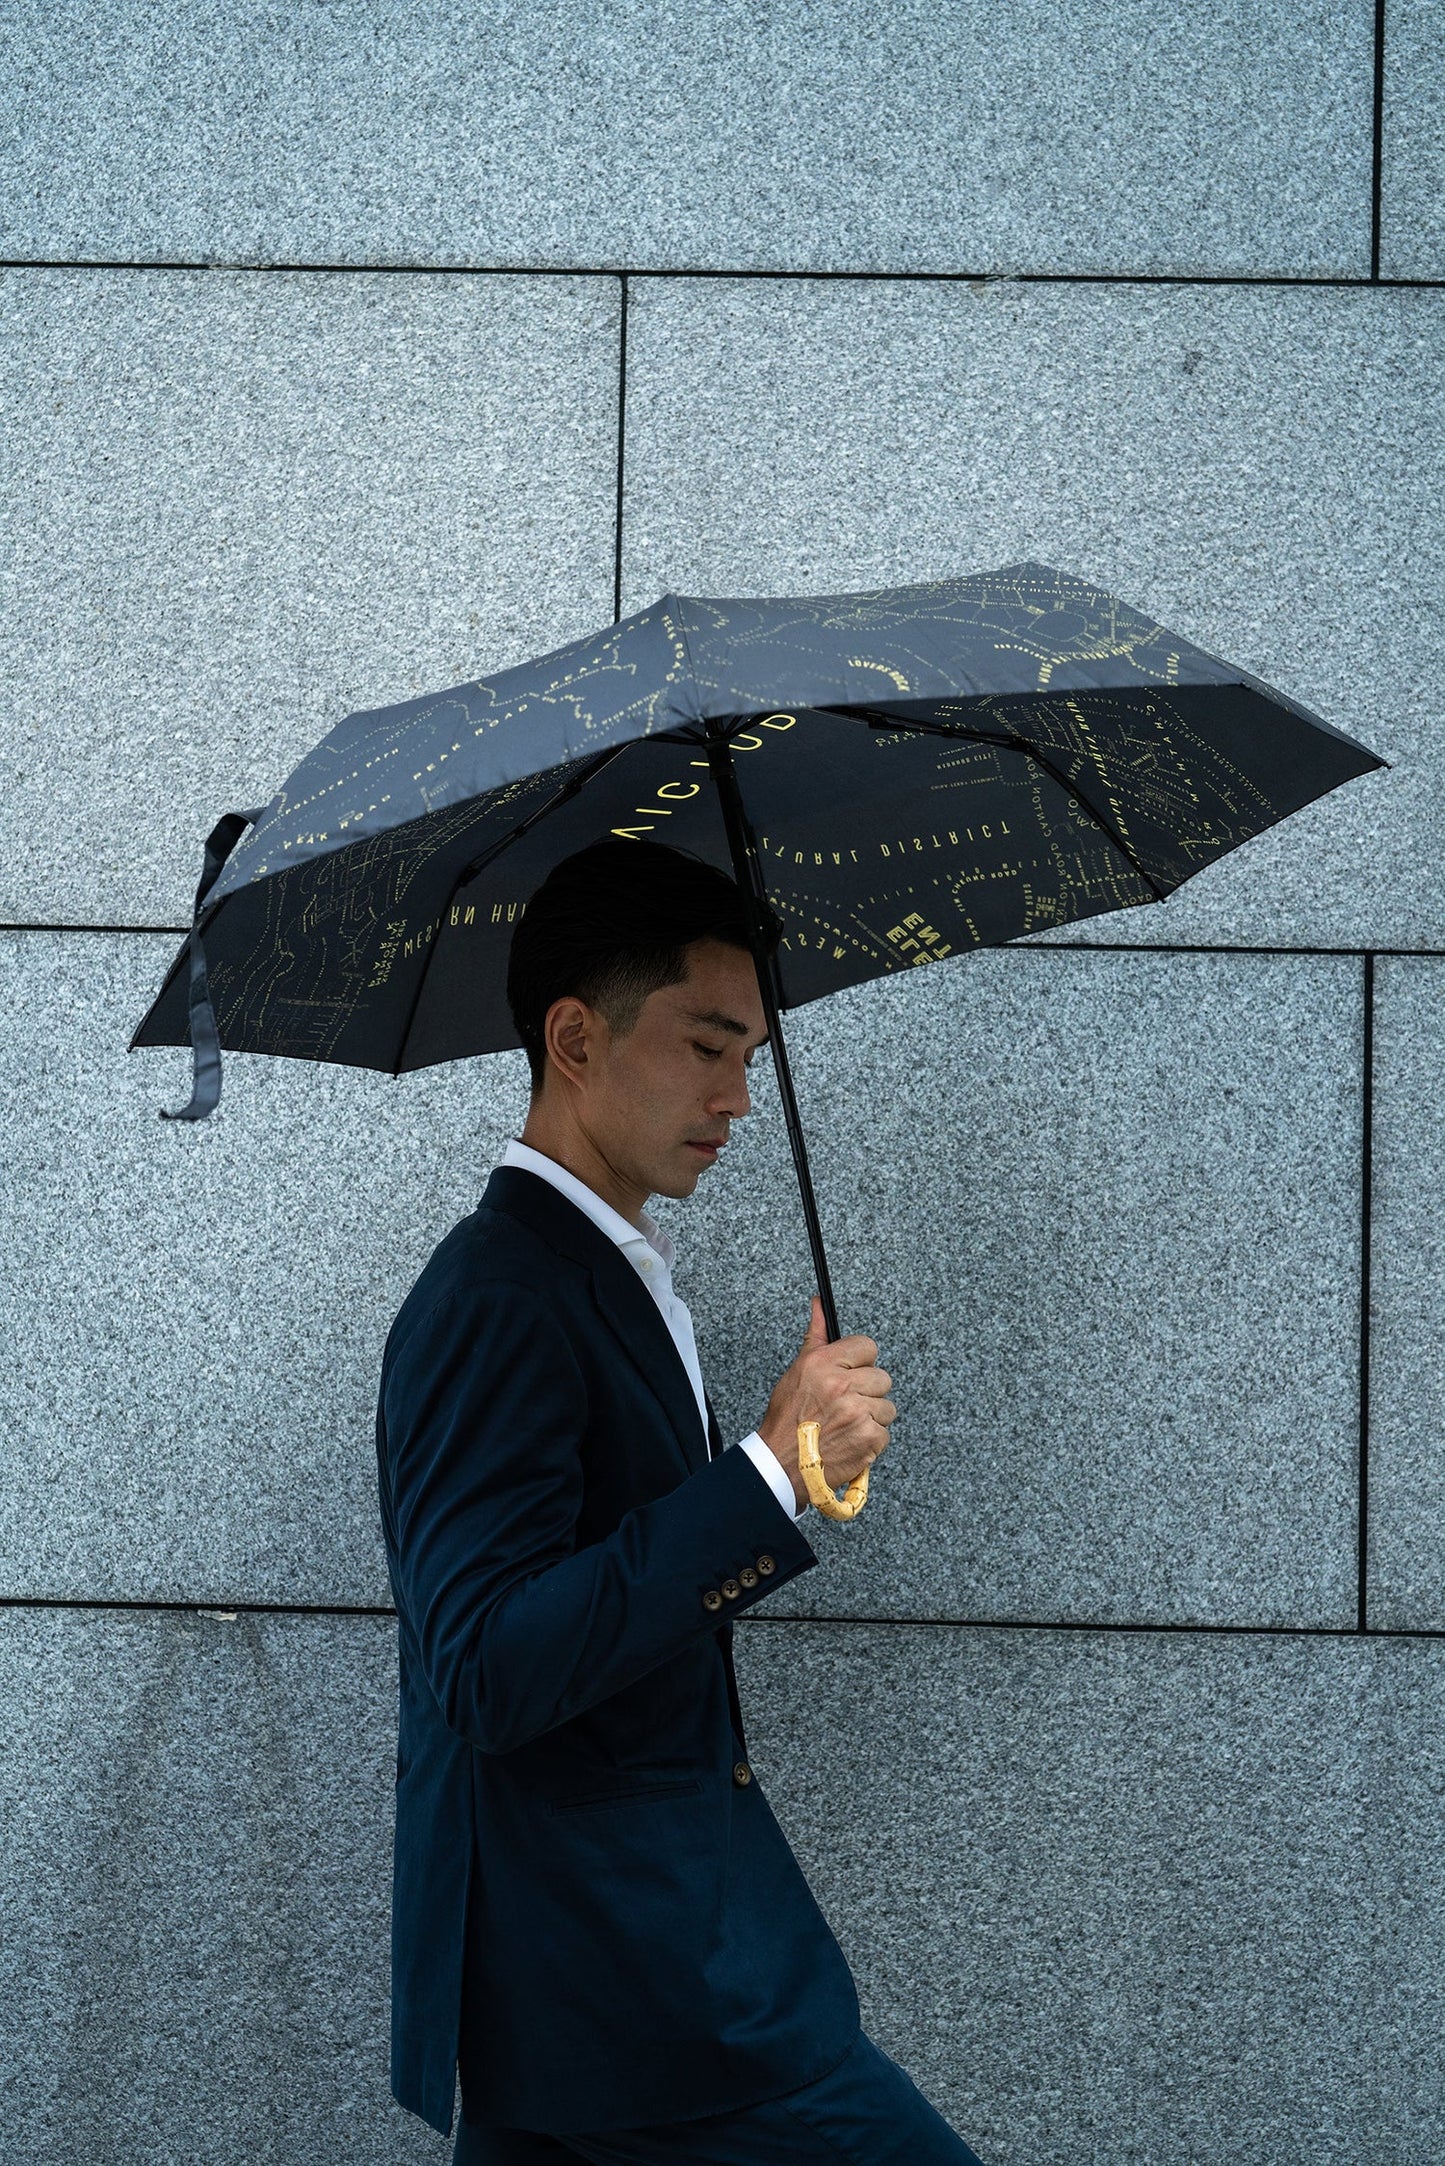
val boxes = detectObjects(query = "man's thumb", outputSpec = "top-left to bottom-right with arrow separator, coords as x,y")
801,1292 -> 827,1348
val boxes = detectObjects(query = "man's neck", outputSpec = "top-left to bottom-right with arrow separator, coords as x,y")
517,1107 -> 649,1228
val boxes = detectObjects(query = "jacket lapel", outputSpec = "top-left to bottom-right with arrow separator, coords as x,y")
482,1165 -> 709,1480
592,1268 -> 710,1478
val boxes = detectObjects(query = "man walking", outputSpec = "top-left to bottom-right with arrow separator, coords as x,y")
375,836 -> 986,2164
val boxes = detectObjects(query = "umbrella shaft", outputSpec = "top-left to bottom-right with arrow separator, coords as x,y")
706,734 -> 841,1345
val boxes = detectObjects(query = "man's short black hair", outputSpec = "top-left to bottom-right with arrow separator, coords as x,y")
506,836 -> 779,1094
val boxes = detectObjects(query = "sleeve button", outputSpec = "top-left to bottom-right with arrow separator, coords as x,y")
739,1565 -> 758,1588
721,1578 -> 741,1600
756,1553 -> 776,1576
702,1588 -> 723,1611
732,1761 -> 752,1787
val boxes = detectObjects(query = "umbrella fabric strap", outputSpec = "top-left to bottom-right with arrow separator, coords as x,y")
796,1420 -> 870,1521
159,808 -> 265,1123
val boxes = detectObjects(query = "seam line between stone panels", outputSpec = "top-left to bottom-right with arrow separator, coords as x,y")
7,934 -> 1445,958
1357,951 -> 1376,1633
6,1599 -> 1445,1644
613,272 -> 629,623
1370,0 -> 1386,281
0,259 -> 1440,291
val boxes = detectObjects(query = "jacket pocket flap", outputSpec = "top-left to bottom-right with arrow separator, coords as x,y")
547,1777 -> 703,1814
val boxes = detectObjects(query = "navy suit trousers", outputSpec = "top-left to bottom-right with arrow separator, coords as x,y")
451,2031 -> 986,2165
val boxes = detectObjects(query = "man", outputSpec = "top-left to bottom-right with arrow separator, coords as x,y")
375,836 -> 986,2164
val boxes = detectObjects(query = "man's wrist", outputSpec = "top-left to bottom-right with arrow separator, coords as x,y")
736,1430 -> 809,1521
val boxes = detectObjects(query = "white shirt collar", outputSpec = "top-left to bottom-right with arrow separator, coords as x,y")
499,1136 -> 676,1274
497,1139 -> 810,1519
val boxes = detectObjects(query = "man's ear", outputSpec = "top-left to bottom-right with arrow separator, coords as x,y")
542,996 -> 599,1095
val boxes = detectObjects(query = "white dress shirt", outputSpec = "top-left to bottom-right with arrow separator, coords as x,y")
499,1137 -> 806,1522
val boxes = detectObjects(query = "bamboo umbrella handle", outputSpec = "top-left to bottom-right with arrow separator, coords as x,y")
796,1420 -> 870,1521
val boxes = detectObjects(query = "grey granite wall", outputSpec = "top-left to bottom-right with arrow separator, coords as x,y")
1,7 -> 1438,2163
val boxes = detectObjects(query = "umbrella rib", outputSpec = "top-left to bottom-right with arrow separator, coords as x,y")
843,705 -> 1170,904
390,742 -> 633,1076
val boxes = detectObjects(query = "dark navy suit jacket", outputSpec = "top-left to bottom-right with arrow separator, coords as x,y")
374,1164 -> 860,2136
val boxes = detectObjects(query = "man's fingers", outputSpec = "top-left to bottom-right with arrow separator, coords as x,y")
836,1394 -> 897,1439
800,1293 -> 828,1348
826,1332 -> 878,1368
801,1335 -> 880,1380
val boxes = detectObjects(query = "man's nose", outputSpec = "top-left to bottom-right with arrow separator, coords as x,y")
712,1062 -> 751,1118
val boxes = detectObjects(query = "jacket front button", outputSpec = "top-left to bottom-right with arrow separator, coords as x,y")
733,1761 -> 752,1787
721,1577 -> 741,1601
702,1588 -> 723,1611
756,1553 -> 776,1576
739,1565 -> 758,1589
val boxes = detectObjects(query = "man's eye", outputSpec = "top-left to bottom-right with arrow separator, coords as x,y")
694,1042 -> 723,1059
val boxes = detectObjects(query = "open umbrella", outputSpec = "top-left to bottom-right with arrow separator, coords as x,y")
132,560 -> 1387,1515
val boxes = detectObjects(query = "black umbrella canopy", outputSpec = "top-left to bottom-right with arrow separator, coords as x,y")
133,560 -> 1386,1082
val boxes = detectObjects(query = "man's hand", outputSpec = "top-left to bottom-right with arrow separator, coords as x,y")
757,1293 -> 897,1511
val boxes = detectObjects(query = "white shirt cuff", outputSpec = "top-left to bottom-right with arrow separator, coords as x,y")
736,1429 -> 808,1521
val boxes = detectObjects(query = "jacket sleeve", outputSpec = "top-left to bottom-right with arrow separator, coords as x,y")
380,1278 -> 818,1754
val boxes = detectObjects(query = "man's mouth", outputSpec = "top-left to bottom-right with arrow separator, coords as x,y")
687,1140 -> 724,1159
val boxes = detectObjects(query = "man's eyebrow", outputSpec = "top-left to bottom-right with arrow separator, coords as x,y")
685,1007 -> 768,1044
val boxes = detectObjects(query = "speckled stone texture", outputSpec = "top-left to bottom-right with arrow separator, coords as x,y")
621,276 -> 1436,950
1380,0 -> 1445,277
0,3 -> 1419,2158
0,1606 -> 452,2166
1365,957 -> 1445,1630
6,1608 -> 1439,2166
735,1621 -> 1445,2166
1,935 -> 1364,1625
0,3 -> 1373,277
676,947 -> 1364,1629
0,931 -> 532,1605
0,268 -> 618,925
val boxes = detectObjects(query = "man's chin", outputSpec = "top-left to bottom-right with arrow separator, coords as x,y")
662,1172 -> 701,1200
653,1150 -> 716,1200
